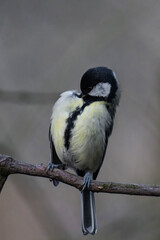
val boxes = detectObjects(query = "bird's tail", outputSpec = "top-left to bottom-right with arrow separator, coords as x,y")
80,190 -> 97,235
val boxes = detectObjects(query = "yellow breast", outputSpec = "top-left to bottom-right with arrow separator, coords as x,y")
51,92 -> 111,172
70,101 -> 110,171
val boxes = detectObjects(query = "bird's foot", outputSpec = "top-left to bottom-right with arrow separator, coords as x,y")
47,162 -> 65,187
81,172 -> 92,192
47,162 -> 65,171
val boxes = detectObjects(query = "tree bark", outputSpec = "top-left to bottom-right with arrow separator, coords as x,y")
0,154 -> 160,196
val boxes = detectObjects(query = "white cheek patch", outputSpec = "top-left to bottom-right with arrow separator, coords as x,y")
89,82 -> 111,97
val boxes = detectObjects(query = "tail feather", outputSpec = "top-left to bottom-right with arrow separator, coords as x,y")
80,190 -> 97,235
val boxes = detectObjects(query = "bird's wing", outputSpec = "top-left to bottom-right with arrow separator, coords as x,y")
93,118 -> 113,180
49,124 -> 62,165
93,139 -> 108,180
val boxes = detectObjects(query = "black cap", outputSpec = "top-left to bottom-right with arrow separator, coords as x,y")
80,66 -> 118,102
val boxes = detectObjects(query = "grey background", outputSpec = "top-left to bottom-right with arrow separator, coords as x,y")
0,1 -> 160,240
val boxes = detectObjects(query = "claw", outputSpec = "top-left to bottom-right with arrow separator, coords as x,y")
47,162 -> 65,171
47,162 -> 65,187
47,162 -> 59,172
81,172 -> 92,192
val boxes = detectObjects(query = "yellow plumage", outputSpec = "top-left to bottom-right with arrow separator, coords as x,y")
50,91 -> 111,173
70,101 -> 110,171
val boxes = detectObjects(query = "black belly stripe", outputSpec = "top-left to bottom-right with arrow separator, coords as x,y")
64,95 -> 109,150
64,102 -> 90,150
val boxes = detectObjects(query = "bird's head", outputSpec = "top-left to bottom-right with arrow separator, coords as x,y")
80,66 -> 120,105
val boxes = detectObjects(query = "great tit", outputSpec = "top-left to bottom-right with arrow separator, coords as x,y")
48,66 -> 121,235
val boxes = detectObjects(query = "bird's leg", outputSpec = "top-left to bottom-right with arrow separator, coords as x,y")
81,172 -> 93,191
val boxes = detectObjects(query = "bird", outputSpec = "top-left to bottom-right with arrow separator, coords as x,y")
48,66 -> 121,235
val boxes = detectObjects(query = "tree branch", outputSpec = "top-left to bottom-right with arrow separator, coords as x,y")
0,154 -> 160,196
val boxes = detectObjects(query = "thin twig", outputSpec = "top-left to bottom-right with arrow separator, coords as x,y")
0,154 -> 160,196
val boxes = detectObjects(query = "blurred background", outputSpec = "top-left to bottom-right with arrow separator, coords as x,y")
0,1 -> 160,239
